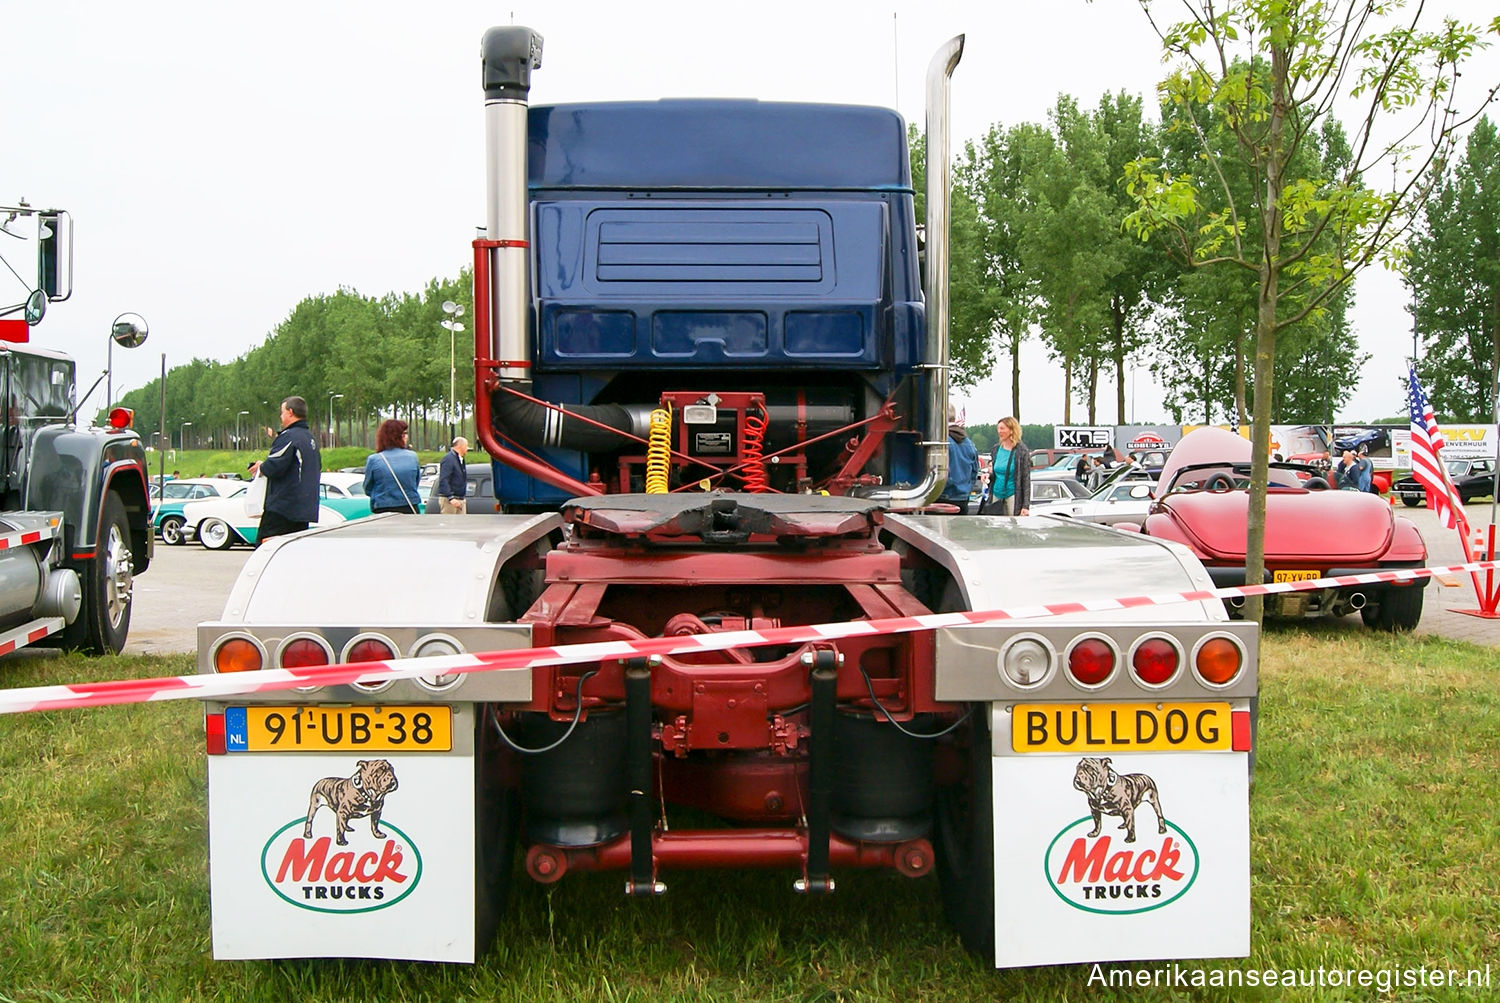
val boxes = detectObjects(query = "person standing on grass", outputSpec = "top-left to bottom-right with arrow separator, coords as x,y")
363,419 -> 422,514
249,396 -> 320,544
438,436 -> 470,514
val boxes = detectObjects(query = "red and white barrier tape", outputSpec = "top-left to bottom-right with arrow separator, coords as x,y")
1,559 -> 1496,717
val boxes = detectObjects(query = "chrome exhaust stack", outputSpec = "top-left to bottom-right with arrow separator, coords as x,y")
481,27 -> 543,383
867,34 -> 963,507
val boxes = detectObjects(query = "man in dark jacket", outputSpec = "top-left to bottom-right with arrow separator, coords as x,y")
438,436 -> 469,514
250,396 -> 321,544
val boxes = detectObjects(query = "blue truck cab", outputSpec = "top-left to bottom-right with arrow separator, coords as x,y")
494,99 -> 927,506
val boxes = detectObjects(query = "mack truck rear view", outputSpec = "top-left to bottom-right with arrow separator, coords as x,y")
0,203 -> 152,656
199,28 -> 1258,969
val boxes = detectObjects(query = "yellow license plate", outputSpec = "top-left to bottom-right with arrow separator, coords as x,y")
1012,702 -> 1233,753
228,706 -> 452,752
1272,569 -> 1321,582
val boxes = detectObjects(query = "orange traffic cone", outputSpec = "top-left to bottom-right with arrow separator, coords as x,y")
1388,492 -> 1396,506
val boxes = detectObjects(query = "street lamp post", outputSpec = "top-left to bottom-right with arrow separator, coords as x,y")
180,421 -> 192,451
441,301 -> 466,441
327,392 -> 343,449
236,410 -> 249,452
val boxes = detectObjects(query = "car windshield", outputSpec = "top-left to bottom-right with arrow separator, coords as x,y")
1447,460 -> 1469,476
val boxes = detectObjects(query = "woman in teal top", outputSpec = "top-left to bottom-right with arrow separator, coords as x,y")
984,416 -> 1032,515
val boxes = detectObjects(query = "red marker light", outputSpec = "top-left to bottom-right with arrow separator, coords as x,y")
1067,638 -> 1115,686
281,638 -> 330,668
1132,637 -> 1179,686
107,407 -> 133,429
346,637 -> 396,664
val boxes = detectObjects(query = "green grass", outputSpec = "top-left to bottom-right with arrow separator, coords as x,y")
148,448 -> 464,482
1,630 -> 1496,1002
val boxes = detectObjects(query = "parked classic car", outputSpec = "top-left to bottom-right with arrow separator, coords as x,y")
1031,477 -> 1157,529
1027,470 -> 1091,505
152,478 -> 253,545
1391,458 -> 1497,507
1141,426 -> 1427,629
181,472 -> 377,549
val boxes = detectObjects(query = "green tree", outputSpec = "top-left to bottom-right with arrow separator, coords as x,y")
1121,0 -> 1495,620
1407,116 -> 1500,420
956,124 -> 1041,416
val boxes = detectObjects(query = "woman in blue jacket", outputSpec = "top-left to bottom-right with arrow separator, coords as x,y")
363,419 -> 422,514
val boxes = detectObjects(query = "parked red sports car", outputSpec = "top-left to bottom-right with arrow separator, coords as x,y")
1141,427 -> 1427,629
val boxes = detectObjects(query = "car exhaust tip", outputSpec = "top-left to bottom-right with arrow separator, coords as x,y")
1348,592 -> 1367,610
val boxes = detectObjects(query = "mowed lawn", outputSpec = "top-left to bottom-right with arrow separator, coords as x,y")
0,627 -> 1497,1002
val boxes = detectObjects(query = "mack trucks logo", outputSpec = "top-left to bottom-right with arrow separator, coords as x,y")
1045,758 -> 1198,914
258,759 -> 422,913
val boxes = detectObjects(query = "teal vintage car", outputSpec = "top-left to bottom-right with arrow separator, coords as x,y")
180,473 -> 385,549
152,478 -> 250,545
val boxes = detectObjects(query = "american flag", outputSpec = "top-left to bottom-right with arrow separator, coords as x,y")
1407,365 -> 1464,530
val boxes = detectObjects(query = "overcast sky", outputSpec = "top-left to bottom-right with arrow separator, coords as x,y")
5,0 -> 1495,431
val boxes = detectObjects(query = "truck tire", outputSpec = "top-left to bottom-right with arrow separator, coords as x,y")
1401,497 -> 1420,508
160,515 -> 186,545
474,710 -> 518,954
61,492 -> 133,655
199,519 -> 236,550
932,706 -> 994,961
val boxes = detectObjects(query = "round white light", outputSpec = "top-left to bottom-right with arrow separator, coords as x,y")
1000,636 -> 1053,687
412,635 -> 464,692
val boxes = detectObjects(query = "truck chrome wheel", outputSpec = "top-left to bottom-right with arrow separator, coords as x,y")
101,517 -> 134,629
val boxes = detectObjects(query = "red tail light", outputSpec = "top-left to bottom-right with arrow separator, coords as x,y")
1131,637 -> 1180,686
346,637 -> 396,664
1067,638 -> 1116,686
205,712 -> 226,755
281,638 -> 331,668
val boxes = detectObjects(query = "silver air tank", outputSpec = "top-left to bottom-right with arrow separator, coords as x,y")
868,34 -> 963,508
481,27 -> 543,384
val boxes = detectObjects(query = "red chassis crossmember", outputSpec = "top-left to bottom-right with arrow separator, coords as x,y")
505,497 -> 952,893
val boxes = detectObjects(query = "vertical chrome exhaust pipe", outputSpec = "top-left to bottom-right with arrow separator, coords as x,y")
481,27 -> 543,383
869,34 -> 963,507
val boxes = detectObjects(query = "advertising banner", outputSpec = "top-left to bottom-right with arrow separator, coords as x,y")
991,705 -> 1250,968
209,723 -> 477,962
1114,426 -> 1181,454
1055,426 -> 1115,450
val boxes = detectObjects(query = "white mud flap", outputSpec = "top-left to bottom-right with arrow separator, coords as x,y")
991,702 -> 1251,969
208,706 -> 477,962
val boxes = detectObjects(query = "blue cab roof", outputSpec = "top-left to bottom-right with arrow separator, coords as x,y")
528,101 -> 912,191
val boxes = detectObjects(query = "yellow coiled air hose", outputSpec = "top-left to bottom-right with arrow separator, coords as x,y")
645,406 -> 672,494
